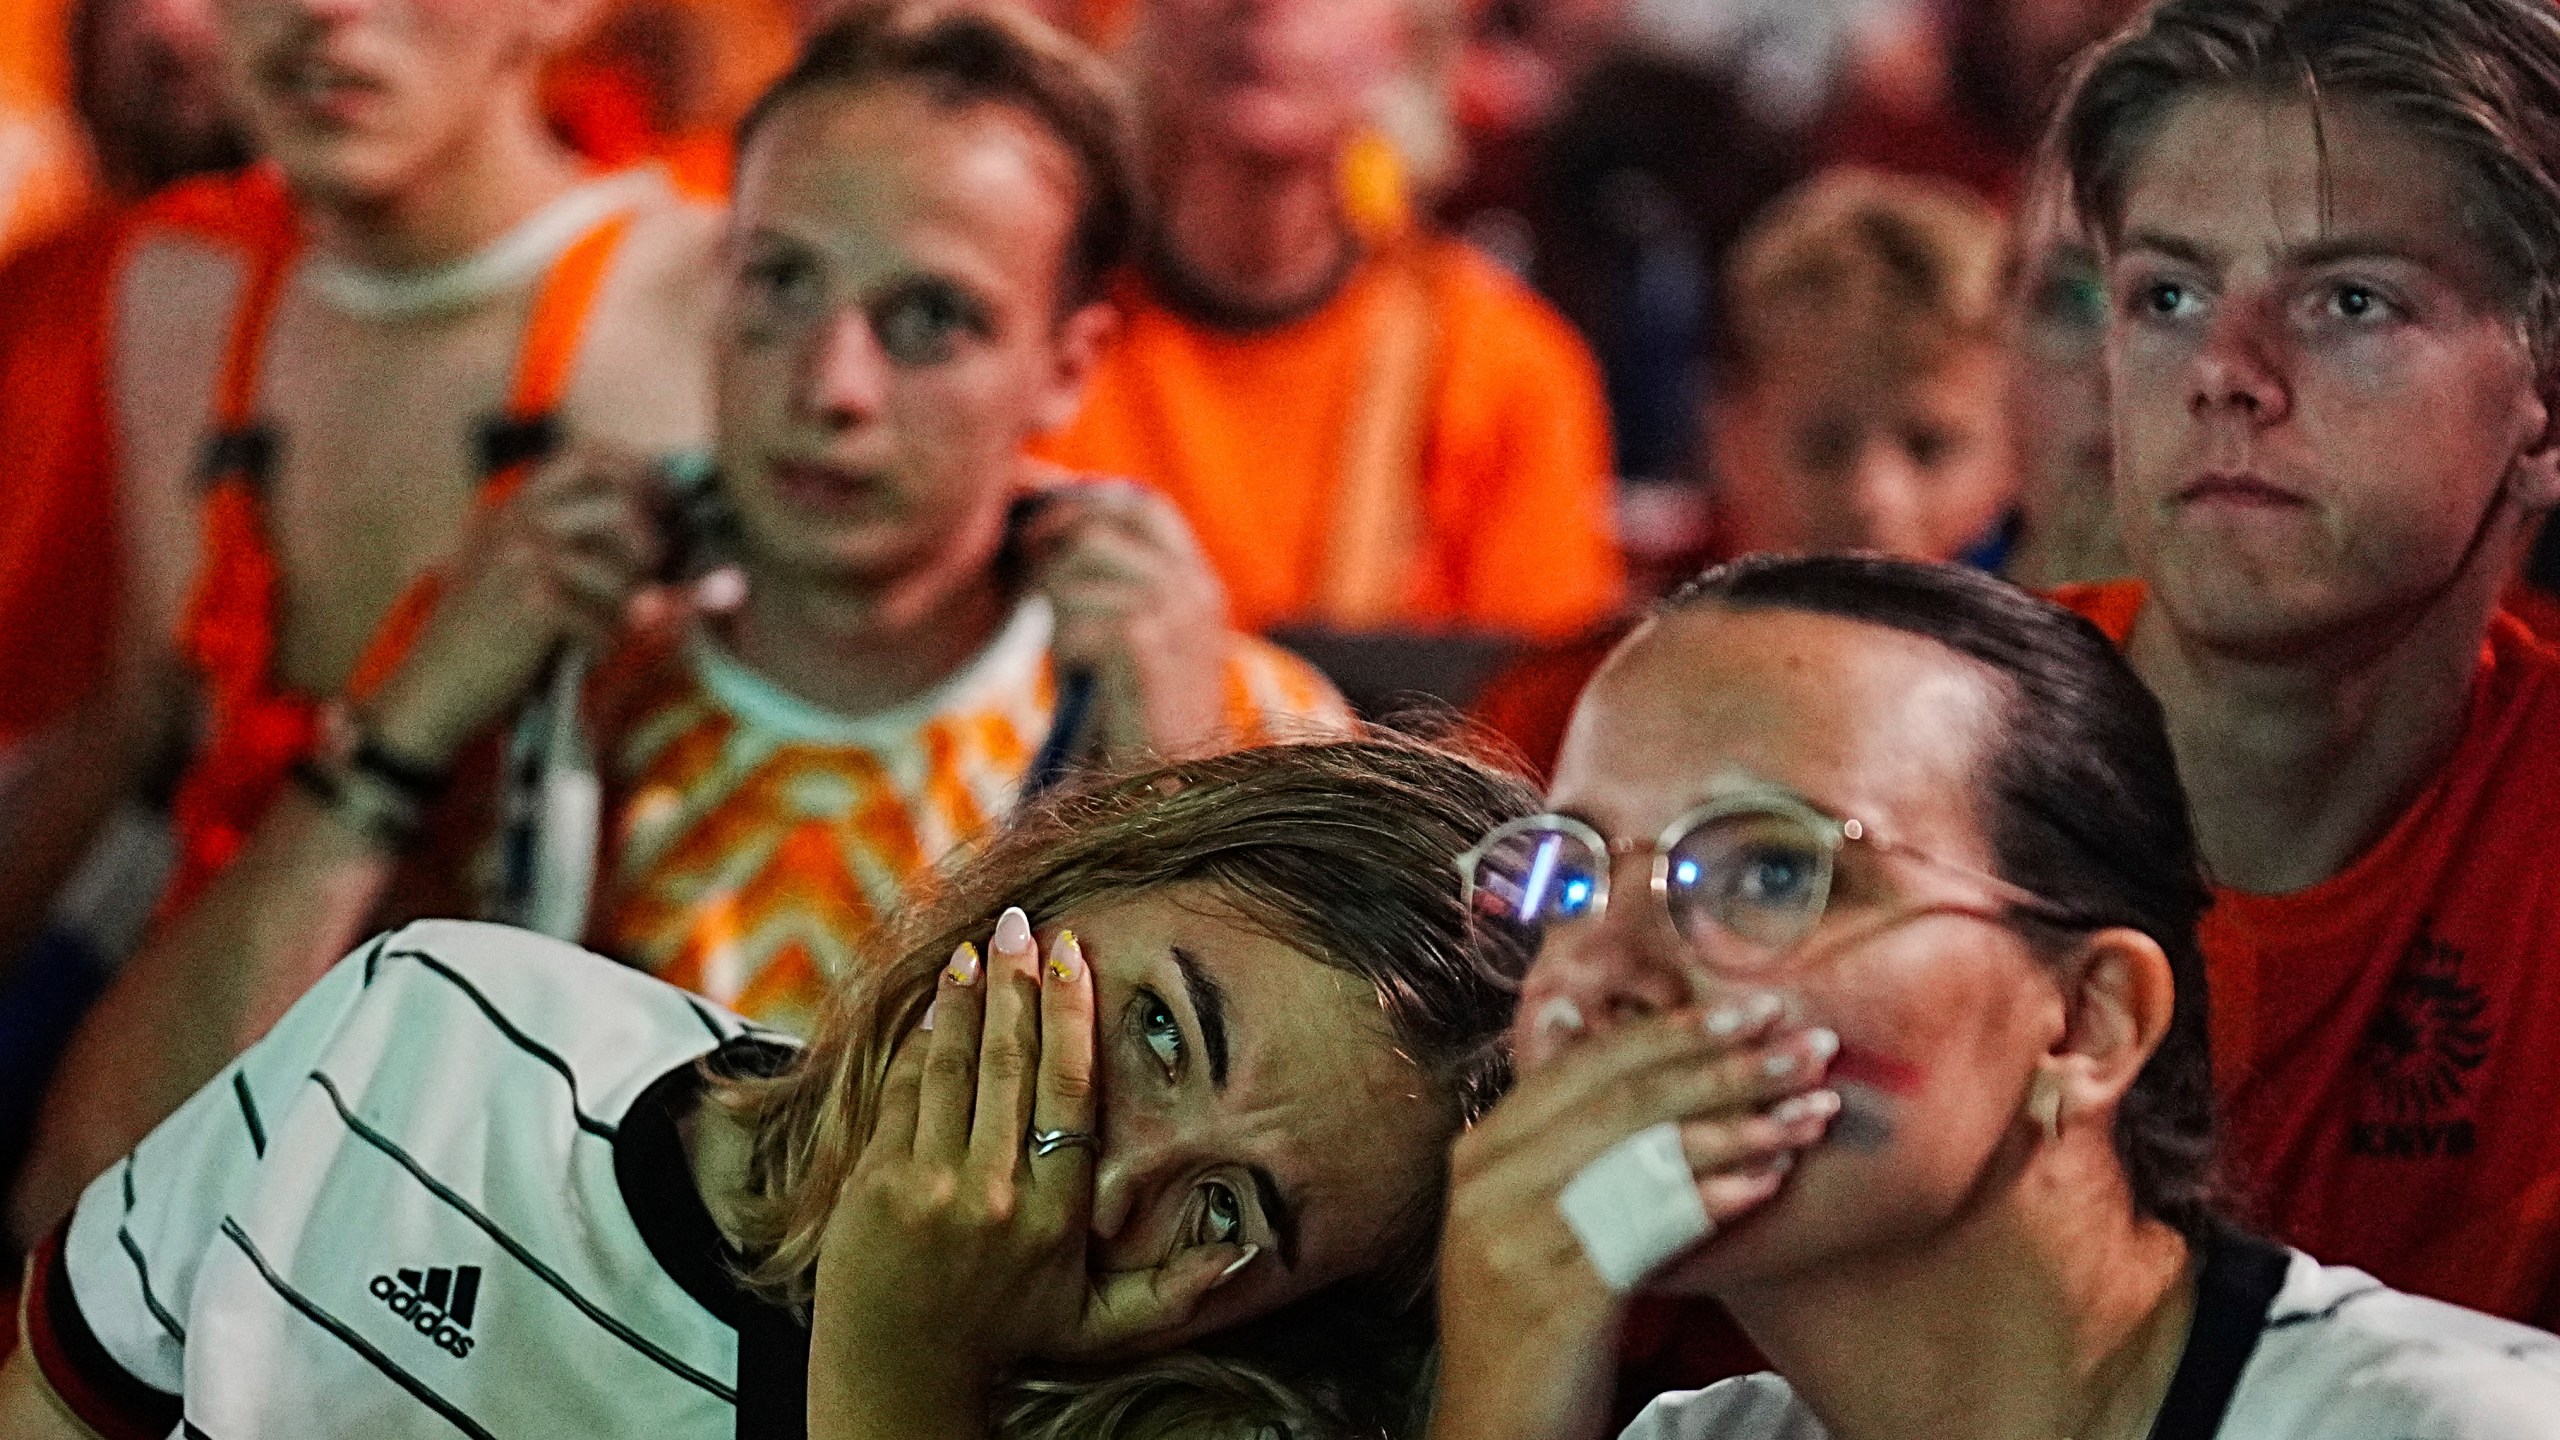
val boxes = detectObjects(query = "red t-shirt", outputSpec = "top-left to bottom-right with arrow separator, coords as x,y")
2058,580 -> 2560,1326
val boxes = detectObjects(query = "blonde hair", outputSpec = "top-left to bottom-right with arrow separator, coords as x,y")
1724,166 -> 2011,385
716,735 -> 1537,1308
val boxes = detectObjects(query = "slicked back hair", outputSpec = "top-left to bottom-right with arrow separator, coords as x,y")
1662,555 -> 2221,1239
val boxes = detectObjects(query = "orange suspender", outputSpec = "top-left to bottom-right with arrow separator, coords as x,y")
347,211 -> 638,696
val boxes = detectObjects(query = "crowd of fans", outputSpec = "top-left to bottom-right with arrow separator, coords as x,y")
0,0 -> 2557,1436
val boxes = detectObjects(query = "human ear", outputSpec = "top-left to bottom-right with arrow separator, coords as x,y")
2037,927 -> 2176,1130
2507,381 -> 2560,513
1030,300 -> 1120,436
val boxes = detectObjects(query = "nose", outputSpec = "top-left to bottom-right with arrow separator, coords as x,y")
2188,295 -> 2290,427
796,310 -> 889,434
1517,853 -> 1695,1063
1088,1117 -> 1174,1248
1845,437 -> 1928,557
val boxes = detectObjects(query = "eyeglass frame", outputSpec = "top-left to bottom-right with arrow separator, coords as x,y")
1453,788 -> 2076,965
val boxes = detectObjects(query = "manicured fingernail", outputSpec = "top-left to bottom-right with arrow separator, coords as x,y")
1771,1090 -> 1842,1126
920,999 -> 938,1032
1764,1049 -> 1801,1078
1746,992 -> 1787,1025
1705,1004 -> 1748,1037
1048,930 -> 1082,982
1804,1028 -> 1840,1064
1757,1151 -> 1796,1178
1536,996 -> 1585,1040
1215,1244 -> 1261,1286
993,906 -> 1034,958
945,942 -> 981,986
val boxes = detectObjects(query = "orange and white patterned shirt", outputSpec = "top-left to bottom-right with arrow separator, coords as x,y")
583,601 -> 1350,1032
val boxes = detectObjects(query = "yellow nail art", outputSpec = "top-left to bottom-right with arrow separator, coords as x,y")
946,941 -> 981,985
1048,929 -> 1081,981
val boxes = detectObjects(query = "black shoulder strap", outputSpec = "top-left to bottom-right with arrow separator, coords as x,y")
2146,1225 -> 2293,1440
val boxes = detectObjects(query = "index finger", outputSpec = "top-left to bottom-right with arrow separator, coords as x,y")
1027,929 -> 1099,1192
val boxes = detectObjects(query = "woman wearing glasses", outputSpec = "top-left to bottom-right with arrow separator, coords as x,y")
1429,555 -> 2560,1440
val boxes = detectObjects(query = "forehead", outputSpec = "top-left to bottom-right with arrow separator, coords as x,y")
1553,606 -> 2005,855
2116,89 -> 2509,293
734,81 -> 1080,278
1074,887 -> 1451,1267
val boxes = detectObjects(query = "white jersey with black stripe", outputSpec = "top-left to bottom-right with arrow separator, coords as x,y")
56,919 -> 800,1439
1621,1231 -> 2560,1440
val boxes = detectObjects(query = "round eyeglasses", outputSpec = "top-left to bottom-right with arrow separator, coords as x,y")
1454,790 -> 2065,970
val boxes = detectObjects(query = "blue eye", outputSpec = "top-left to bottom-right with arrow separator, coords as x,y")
1731,847 -> 1817,907
1136,990 -> 1183,1078
1193,1181 -> 1244,1247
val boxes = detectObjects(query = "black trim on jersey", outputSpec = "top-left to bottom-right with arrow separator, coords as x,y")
218,1217 -> 499,1440
615,1040 -> 810,1440
686,994 -> 736,1043
359,929 -> 393,986
2145,1226 -> 2293,1440
306,1068 -> 739,1402
117,1159 -> 186,1345
233,1072 -> 265,1157
183,1423 -> 216,1439
31,1221 -> 184,1438
389,945 -> 619,1140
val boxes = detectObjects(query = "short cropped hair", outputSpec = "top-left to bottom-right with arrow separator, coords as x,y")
737,2 -> 1139,308
2058,0 -> 2560,384
1723,166 -> 2010,386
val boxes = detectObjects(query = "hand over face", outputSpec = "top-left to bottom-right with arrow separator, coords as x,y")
1017,483 -> 1232,764
809,906 -> 1258,1406
1429,1002 -> 1839,1440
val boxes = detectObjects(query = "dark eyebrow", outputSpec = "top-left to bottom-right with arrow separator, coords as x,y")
1170,945 -> 1230,1089
1247,1163 -> 1301,1270
2282,235 -> 2435,273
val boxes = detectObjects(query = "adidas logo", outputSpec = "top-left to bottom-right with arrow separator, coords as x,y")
370,1266 -> 480,1358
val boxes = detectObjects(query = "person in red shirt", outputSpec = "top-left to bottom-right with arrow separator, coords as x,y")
2050,0 -> 2560,1326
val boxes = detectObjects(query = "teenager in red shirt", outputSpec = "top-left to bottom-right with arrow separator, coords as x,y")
2051,0 -> 2560,1325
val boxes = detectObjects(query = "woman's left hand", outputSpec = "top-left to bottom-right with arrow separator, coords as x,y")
806,907 -> 1255,1439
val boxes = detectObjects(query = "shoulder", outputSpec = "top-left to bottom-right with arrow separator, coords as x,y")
604,176 -> 726,320
1623,1373 -> 1826,1440
1417,240 -> 1592,363
349,920 -> 756,1105
2044,579 -> 2147,646
2235,1253 -> 2560,1438
1217,633 -> 1354,736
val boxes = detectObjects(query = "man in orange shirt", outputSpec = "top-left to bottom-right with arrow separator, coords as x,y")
2051,0 -> 2560,1326
1030,0 -> 1622,640
0,0 -> 723,968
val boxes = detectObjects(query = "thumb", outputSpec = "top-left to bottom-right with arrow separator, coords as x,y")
1077,1243 -> 1262,1355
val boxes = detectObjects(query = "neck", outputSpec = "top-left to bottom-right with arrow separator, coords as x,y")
1151,136 -> 1358,318
677,1089 -> 760,1250
300,89 -> 586,271
1722,1162 -> 2194,1440
2125,558 -> 2504,894
722,541 -> 1014,722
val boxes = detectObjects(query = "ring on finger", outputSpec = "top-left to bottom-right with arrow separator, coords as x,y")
1028,1126 -> 1097,1159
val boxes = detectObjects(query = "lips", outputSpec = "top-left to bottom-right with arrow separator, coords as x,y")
764,459 -> 887,517
2176,472 -> 2308,509
262,53 -> 386,127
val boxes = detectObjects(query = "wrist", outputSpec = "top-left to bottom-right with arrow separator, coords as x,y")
355,690 -> 468,776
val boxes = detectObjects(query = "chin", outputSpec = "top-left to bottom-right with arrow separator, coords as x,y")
263,130 -> 432,210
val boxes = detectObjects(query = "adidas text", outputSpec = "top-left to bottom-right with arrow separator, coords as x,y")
370,1266 -> 479,1359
